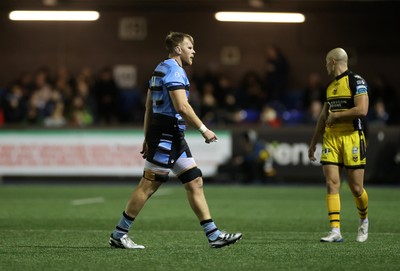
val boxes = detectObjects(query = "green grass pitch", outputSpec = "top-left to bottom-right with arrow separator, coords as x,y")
0,183 -> 399,271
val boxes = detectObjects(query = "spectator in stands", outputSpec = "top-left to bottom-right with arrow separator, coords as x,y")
68,95 -> 93,127
215,75 -> 239,124
16,71 -> 35,99
187,80 -> 202,116
200,81 -> 218,125
230,129 -> 275,184
43,100 -> 66,127
2,84 -> 26,123
79,67 -> 95,88
30,69 -> 54,120
25,97 -> 41,125
369,74 -> 399,125
238,71 -> 266,111
259,104 -> 282,128
74,73 -> 96,120
368,99 -> 389,126
42,90 -> 65,125
93,66 -> 119,124
54,67 -> 74,111
304,100 -> 323,124
264,45 -> 289,103
302,72 -> 325,124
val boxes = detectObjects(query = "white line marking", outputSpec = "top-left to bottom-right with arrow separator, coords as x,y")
71,197 -> 104,206
153,188 -> 172,196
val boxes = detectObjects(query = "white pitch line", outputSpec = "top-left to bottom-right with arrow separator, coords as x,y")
153,188 -> 172,196
71,197 -> 105,206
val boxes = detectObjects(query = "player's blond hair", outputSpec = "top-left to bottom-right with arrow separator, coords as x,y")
165,32 -> 194,53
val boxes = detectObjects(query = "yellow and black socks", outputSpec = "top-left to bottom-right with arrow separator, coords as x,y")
326,193 -> 341,230
354,189 -> 369,221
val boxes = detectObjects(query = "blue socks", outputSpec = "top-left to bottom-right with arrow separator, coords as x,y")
200,219 -> 221,241
113,214 -> 221,242
112,211 -> 135,239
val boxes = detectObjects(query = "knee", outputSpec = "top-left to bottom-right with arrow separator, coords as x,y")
138,178 -> 161,198
325,177 -> 340,188
184,177 -> 204,192
325,178 -> 341,194
178,167 -> 202,184
349,184 -> 363,197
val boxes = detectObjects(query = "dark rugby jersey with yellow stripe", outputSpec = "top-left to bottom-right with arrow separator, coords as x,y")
325,70 -> 368,132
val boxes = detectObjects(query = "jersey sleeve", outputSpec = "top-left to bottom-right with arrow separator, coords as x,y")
350,73 -> 368,96
164,66 -> 186,91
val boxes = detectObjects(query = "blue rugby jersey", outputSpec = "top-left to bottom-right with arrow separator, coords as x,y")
149,58 -> 190,131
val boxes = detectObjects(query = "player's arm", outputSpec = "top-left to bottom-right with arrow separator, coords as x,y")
308,102 -> 328,161
143,88 -> 153,136
141,89 -> 153,158
169,89 -> 217,143
326,94 -> 369,125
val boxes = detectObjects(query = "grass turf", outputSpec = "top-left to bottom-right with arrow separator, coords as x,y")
0,184 -> 399,271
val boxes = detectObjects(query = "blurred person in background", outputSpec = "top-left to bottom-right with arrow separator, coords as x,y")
187,80 -> 202,116
368,99 -> 389,126
43,100 -> 66,127
74,72 -> 96,120
53,67 -> 74,111
25,98 -> 41,125
259,104 -> 282,128
302,72 -> 325,124
68,95 -> 93,127
16,71 -> 35,99
264,45 -> 290,103
2,84 -> 26,124
304,100 -> 323,124
230,129 -> 275,184
215,75 -> 239,124
43,90 -> 66,127
238,71 -> 266,111
93,66 -> 119,124
308,48 -> 369,243
109,31 -> 242,250
29,68 -> 54,121
199,80 -> 218,125
368,74 -> 399,125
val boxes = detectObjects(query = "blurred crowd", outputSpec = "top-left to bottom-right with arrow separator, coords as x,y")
1,46 -> 399,128
0,66 -> 144,127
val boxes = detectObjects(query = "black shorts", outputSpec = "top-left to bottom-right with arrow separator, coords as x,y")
146,115 -> 193,168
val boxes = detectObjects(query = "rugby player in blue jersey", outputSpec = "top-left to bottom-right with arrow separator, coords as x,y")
109,32 -> 242,249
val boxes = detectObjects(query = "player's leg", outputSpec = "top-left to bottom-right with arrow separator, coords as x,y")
347,168 -> 369,242
320,164 -> 343,242
109,165 -> 168,249
344,130 -> 369,242
182,174 -> 212,221
125,172 -> 164,217
174,160 -> 242,248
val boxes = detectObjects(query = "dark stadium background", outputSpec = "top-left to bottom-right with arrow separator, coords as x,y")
0,0 -> 399,184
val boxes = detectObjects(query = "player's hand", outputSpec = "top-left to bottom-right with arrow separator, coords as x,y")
140,141 -> 148,159
202,129 -> 218,144
326,110 -> 337,127
308,145 -> 317,162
